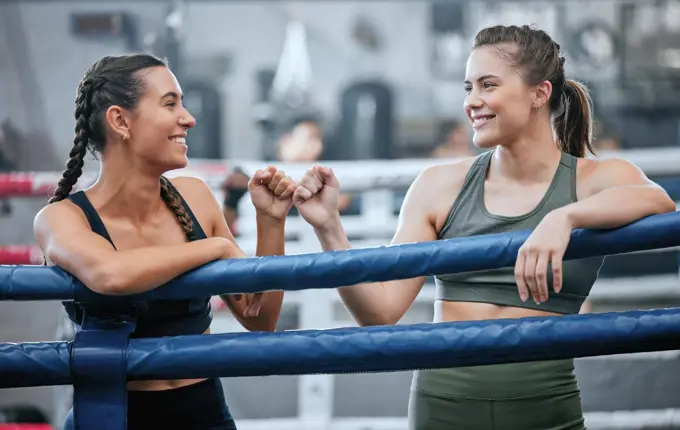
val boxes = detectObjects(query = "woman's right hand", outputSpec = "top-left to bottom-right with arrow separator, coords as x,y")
215,237 -> 265,316
293,165 -> 341,231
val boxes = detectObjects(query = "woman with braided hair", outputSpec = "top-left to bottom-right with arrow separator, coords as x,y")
293,25 -> 675,429
34,54 -> 296,429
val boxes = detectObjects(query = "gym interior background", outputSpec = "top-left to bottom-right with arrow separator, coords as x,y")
1,0 -> 679,428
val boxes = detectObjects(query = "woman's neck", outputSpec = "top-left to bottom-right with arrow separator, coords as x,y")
490,121 -> 562,184
89,152 -> 165,222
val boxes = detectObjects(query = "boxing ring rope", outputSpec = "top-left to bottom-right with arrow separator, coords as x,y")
1,211 -> 680,429
2,211 -> 680,302
1,307 -> 680,388
1,149 -> 680,429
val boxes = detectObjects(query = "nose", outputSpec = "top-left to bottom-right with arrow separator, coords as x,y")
179,109 -> 196,129
464,90 -> 483,112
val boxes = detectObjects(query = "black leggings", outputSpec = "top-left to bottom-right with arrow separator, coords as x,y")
63,378 -> 237,430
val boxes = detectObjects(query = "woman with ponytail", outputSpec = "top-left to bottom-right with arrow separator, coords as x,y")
34,54 -> 295,429
291,25 -> 676,429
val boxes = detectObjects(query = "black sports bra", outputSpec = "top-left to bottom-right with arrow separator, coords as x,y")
63,181 -> 213,338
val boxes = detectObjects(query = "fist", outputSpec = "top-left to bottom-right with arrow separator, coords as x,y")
293,165 -> 340,230
249,165 -> 296,220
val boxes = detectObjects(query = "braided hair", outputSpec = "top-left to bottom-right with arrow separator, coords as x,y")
50,54 -> 194,239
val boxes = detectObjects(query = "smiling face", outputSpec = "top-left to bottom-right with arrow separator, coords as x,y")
123,66 -> 196,171
463,45 -> 538,149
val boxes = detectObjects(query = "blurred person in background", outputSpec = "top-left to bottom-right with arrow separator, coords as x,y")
292,25 -> 675,430
275,113 -> 325,163
431,119 -> 475,159
221,167 -> 251,236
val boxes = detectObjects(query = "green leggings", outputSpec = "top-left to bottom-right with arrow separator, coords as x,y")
408,360 -> 586,430
408,388 -> 585,430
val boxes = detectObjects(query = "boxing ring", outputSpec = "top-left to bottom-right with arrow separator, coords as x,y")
0,212 -> 680,429
1,149 -> 680,429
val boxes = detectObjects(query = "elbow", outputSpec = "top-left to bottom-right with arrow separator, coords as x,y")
357,313 -> 399,327
658,195 -> 677,214
87,262 -> 129,296
257,321 -> 278,333
649,186 -> 677,215
46,250 -> 128,295
243,318 -> 278,333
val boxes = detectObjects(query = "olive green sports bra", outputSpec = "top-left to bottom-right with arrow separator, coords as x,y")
435,150 -> 605,314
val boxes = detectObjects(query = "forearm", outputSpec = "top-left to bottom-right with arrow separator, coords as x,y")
103,237 -> 233,295
315,222 -> 398,326
255,213 -> 286,257
224,214 -> 286,331
561,185 -> 676,230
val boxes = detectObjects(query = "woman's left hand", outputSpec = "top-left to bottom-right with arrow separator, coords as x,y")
514,209 -> 573,305
249,165 -> 297,221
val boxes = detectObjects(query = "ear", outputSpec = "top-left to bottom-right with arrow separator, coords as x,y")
533,80 -> 553,110
104,105 -> 131,140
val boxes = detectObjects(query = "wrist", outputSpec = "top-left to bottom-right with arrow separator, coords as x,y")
256,211 -> 287,227
553,205 -> 577,229
313,213 -> 342,235
313,217 -> 349,251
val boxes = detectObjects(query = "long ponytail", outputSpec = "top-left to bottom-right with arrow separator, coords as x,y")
553,79 -> 595,158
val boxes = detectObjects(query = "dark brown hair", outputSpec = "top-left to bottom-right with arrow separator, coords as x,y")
473,25 -> 595,157
48,54 -> 193,238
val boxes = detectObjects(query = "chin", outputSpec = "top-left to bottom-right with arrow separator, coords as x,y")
157,156 -> 189,174
171,156 -> 189,170
472,132 -> 499,150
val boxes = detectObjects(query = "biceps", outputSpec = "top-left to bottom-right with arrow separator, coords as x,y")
391,201 -> 438,246
583,159 -> 657,196
35,213 -> 115,283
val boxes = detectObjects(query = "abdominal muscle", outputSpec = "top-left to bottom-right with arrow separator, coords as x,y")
435,300 -> 562,323
126,328 -> 211,392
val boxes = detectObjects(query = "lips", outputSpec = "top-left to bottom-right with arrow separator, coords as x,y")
471,115 -> 495,129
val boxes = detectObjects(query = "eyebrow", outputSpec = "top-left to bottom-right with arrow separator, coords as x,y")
464,74 -> 500,84
160,91 -> 183,100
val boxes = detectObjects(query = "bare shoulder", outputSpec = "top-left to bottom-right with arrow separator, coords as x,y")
168,176 -> 222,232
34,199 -> 88,233
576,155 -> 655,198
33,199 -> 91,254
413,155 -> 478,196
403,155 -> 479,229
169,175 -> 213,195
577,156 -> 645,180
169,176 -> 218,207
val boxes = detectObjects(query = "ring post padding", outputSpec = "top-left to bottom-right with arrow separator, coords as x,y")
72,311 -> 136,430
